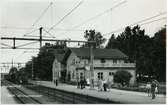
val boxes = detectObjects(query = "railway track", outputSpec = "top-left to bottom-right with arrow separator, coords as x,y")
2,80 -> 119,104
2,80 -> 42,104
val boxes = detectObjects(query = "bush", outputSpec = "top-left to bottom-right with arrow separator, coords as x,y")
114,70 -> 132,86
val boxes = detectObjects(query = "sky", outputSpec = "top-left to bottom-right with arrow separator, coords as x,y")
0,0 -> 166,73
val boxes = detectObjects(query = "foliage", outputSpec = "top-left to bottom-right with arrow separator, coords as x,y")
106,25 -> 166,82
9,67 -> 18,75
114,70 -> 132,86
24,43 -> 66,81
8,67 -> 18,83
8,67 -> 28,84
83,30 -> 106,48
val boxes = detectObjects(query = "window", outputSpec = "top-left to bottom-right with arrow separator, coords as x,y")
113,59 -> 117,64
109,72 -> 114,76
101,58 -> 106,63
97,72 -> 103,80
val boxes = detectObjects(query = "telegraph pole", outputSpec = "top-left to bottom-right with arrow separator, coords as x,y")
12,59 -> 13,68
32,60 -> 34,79
90,43 -> 94,89
39,27 -> 43,48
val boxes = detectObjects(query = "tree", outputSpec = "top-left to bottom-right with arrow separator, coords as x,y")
24,43 -> 67,81
114,70 -> 132,86
9,67 -> 17,75
8,67 -> 18,82
83,30 -> 106,48
106,25 -> 166,82
151,27 -> 166,81
106,34 -> 118,49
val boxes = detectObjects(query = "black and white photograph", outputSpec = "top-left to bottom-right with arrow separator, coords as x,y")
0,0 -> 166,104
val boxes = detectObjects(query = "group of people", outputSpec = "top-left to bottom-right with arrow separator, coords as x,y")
77,78 -> 87,89
97,78 -> 113,92
145,79 -> 159,99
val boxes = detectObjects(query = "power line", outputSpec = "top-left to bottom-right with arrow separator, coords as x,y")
72,0 -> 127,29
103,13 -> 166,36
23,35 -> 53,38
32,2 -> 53,26
16,41 -> 39,48
0,43 -> 12,48
56,0 -> 126,37
45,27 -> 85,31
1,47 -> 40,50
43,28 -> 56,38
0,26 -> 37,30
48,0 -> 84,32
140,17 -> 166,26
23,28 -> 39,36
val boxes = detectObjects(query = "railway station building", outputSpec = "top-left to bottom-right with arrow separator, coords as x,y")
52,48 -> 136,85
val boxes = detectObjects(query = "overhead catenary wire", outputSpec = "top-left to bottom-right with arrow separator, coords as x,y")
72,0 -> 127,29
56,0 -> 126,37
23,35 -> 53,38
103,12 -> 166,36
43,28 -> 56,38
48,0 -> 84,32
0,43 -> 12,48
1,47 -> 40,50
32,2 -> 53,26
140,17 -> 166,26
0,26 -> 37,30
16,41 -> 39,48
45,27 -> 85,31
23,28 -> 39,36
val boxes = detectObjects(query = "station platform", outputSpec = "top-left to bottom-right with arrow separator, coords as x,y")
29,80 -> 166,104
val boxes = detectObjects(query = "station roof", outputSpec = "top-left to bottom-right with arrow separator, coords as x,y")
69,48 -> 128,59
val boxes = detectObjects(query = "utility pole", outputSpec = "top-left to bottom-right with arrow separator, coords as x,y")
12,59 -> 13,68
13,37 -> 16,49
39,27 -> 43,48
32,60 -> 34,79
89,43 -> 94,89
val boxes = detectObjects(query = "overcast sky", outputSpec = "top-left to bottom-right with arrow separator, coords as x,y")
0,0 -> 166,73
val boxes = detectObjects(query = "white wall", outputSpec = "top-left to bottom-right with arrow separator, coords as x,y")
66,52 -> 136,85
52,58 -> 61,82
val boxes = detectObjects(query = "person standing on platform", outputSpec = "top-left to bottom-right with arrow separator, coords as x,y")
107,72 -> 114,91
97,79 -> 101,91
83,78 -> 86,88
56,79 -> 58,86
98,79 -> 103,91
151,79 -> 156,99
146,82 -> 151,96
80,79 -> 83,89
103,79 -> 107,92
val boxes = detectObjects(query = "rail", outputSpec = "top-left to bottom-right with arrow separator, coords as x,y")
2,80 -> 42,104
